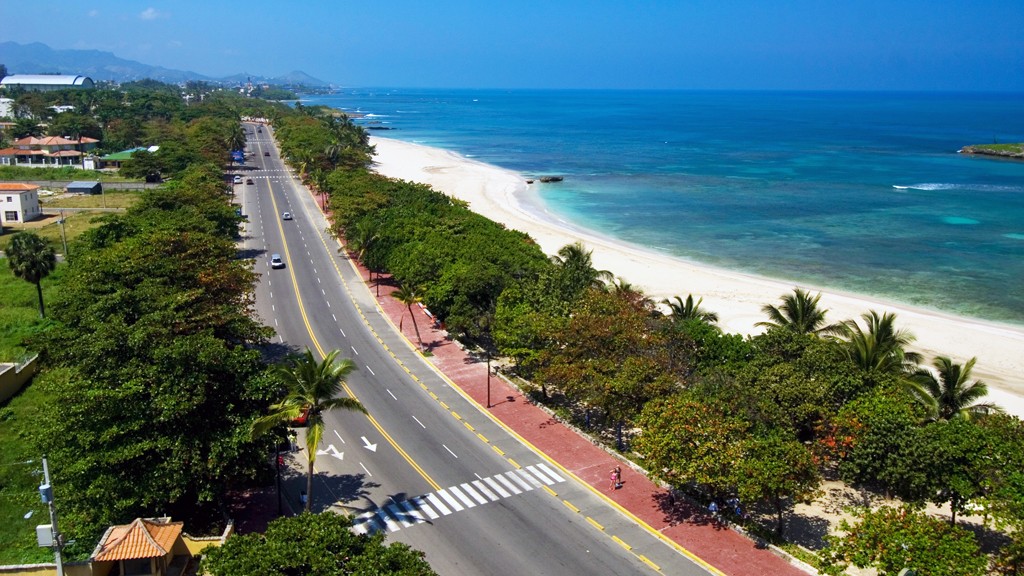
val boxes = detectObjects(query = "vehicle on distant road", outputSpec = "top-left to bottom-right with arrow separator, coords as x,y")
233,175 -> 242,184
282,212 -> 292,220
246,178 -> 254,185
270,254 -> 285,269
264,151 -> 270,157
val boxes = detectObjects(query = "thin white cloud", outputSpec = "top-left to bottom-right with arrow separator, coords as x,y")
139,8 -> 166,21
167,40 -> 183,48
87,9 -> 99,17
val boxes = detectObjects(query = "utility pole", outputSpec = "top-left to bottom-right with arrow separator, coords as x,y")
58,210 -> 68,260
39,456 -> 64,575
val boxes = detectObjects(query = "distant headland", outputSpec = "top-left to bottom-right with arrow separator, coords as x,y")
959,143 -> 1024,160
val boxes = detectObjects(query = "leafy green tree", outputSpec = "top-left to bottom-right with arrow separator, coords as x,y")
900,419 -> 990,525
757,288 -> 838,335
833,310 -> 922,375
34,171 -> 275,541
908,356 -> 1002,422
661,294 -> 719,326
822,506 -> 986,576
827,385 -> 921,489
393,284 -> 425,351
48,112 -> 103,141
5,232 -> 57,318
537,288 -> 674,418
634,393 -> 748,496
735,430 -> 821,536
11,116 -> 42,138
252,349 -> 365,512
200,512 -> 437,576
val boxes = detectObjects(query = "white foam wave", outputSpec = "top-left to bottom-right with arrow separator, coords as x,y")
363,113 -> 389,118
893,183 -> 1024,193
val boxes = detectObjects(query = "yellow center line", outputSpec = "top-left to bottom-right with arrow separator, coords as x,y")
267,175 -> 440,491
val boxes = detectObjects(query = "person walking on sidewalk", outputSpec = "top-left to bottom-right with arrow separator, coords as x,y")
614,466 -> 622,489
609,468 -> 618,490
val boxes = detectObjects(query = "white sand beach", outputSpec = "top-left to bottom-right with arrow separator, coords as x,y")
370,136 -> 1024,417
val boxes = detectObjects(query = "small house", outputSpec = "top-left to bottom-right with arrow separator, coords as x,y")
0,183 -> 43,224
90,517 -> 191,576
67,180 -> 102,195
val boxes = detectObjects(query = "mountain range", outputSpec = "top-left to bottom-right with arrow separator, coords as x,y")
0,41 -> 330,87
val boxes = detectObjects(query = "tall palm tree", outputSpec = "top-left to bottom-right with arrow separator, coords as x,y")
756,288 -> 836,335
833,310 -> 922,375
6,232 -> 57,318
907,356 -> 1003,421
251,349 -> 365,512
348,220 -> 379,282
661,294 -> 719,326
393,284 -> 425,351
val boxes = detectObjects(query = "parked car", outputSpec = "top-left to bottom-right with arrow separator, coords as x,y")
282,212 -> 292,220
270,254 -> 285,269
233,175 -> 242,184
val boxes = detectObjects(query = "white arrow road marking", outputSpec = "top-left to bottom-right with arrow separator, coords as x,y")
315,444 -> 344,460
361,436 -> 378,452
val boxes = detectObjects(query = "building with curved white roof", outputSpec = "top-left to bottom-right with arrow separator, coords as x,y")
0,74 -> 94,90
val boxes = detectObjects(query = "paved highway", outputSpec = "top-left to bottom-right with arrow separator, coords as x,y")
236,122 -> 714,576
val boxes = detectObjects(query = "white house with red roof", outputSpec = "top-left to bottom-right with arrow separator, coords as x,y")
0,135 -> 99,167
0,183 -> 43,224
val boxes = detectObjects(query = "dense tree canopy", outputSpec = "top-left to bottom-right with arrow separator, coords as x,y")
200,513 -> 437,576
32,163 -> 275,548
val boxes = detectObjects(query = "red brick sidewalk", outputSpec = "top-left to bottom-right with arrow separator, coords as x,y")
352,264 -> 811,576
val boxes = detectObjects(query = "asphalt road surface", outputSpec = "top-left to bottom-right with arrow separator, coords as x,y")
237,122 -> 713,576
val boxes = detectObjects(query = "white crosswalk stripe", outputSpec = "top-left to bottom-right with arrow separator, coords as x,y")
461,482 -> 490,505
494,472 -> 523,495
349,463 -> 567,535
448,485 -> 478,508
483,476 -> 511,498
437,488 -> 465,512
505,470 -> 534,491
472,479 -> 500,501
527,465 -> 555,485
425,492 -> 452,516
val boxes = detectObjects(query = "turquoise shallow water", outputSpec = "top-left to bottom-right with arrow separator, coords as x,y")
303,90 -> 1024,324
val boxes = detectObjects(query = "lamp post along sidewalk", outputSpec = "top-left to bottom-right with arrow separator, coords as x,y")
38,456 -> 64,575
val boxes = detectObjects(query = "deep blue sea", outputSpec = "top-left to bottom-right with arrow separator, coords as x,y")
302,89 -> 1024,324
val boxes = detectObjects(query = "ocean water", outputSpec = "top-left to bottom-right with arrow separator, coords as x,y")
302,90 -> 1024,324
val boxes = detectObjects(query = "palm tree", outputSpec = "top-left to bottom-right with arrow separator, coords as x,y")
251,349 -> 365,512
756,288 -> 836,335
833,310 -> 922,375
907,356 -> 1003,421
550,242 -> 614,299
348,220 -> 379,283
6,232 -> 57,318
661,294 -> 719,326
393,283 -> 425,351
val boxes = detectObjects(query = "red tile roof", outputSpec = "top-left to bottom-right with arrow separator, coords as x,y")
0,183 -> 40,191
92,518 -> 183,562
13,136 -> 99,146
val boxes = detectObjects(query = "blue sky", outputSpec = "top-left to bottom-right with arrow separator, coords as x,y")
2,0 -> 1022,90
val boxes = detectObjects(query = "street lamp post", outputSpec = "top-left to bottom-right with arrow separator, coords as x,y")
39,456 -> 64,576
486,354 -> 491,408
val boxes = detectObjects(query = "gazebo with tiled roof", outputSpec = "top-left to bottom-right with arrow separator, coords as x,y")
90,517 -> 189,576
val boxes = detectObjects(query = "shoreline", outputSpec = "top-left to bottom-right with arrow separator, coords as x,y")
368,135 -> 1024,417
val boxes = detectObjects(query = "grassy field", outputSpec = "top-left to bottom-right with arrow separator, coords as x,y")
0,165 -> 140,182
0,265 -> 62,361
0,265 -> 62,564
40,190 -> 141,210
0,210 -> 113,254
